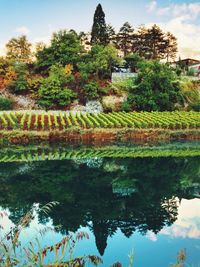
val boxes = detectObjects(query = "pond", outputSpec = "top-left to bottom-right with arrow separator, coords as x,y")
0,141 -> 200,266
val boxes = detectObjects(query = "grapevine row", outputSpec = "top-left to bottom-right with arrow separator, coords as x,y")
0,111 -> 199,130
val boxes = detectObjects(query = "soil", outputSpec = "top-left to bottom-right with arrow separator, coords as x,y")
0,128 -> 199,145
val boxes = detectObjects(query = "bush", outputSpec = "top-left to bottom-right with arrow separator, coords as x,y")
179,78 -> 200,110
7,63 -> 28,93
83,81 -> 101,100
187,68 -> 195,76
0,97 -> 13,110
27,76 -> 43,92
8,76 -> 28,93
124,60 -> 184,111
38,64 -> 76,109
189,100 -> 200,111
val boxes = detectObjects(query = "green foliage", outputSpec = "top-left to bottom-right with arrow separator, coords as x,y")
38,65 -> 76,109
179,78 -> 200,111
116,22 -> 134,56
83,80 -> 102,100
0,97 -> 13,110
7,63 -> 28,93
0,110 -> 199,130
36,30 -> 83,71
0,57 -> 10,75
133,25 -> 177,61
91,4 -> 109,45
124,60 -> 184,111
124,53 -> 143,72
27,76 -> 43,92
79,44 -> 121,79
6,35 -> 32,63
187,68 -> 195,76
110,78 -> 135,95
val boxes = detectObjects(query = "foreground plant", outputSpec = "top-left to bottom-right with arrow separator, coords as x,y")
0,202 -> 102,267
171,250 -> 186,267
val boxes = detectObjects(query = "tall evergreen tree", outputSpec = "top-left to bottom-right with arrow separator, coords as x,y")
133,25 -> 148,57
133,25 -> 177,61
106,24 -> 116,44
116,22 -> 134,56
145,24 -> 166,60
91,4 -> 108,45
165,32 -> 178,62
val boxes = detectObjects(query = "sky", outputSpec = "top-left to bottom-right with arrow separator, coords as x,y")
0,0 -> 200,59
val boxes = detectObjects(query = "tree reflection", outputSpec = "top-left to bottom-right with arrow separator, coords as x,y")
0,156 -> 199,255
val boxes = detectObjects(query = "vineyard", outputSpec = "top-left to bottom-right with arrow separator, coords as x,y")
0,142 -> 199,162
0,111 -> 199,131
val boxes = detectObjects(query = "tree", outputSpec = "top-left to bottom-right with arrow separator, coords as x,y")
78,44 -> 121,79
165,32 -> 178,62
6,35 -> 32,63
36,30 -> 83,71
124,53 -> 143,72
7,63 -> 29,93
115,22 -> 134,56
124,60 -> 184,111
133,25 -> 177,61
133,25 -> 148,57
106,24 -> 115,44
145,24 -> 167,60
91,4 -> 108,45
38,64 -> 76,108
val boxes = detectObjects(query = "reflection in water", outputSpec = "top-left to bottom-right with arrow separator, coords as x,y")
160,198 -> 200,239
0,153 -> 199,260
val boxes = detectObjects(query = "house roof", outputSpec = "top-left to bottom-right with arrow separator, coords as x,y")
173,58 -> 200,65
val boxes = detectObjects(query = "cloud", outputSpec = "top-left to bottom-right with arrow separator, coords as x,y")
16,26 -> 30,35
146,2 -> 200,59
160,199 -> 200,239
146,231 -> 157,242
146,1 -> 157,12
148,2 -> 200,19
155,16 -> 200,59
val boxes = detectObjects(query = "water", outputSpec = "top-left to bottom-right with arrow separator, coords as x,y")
0,141 -> 200,266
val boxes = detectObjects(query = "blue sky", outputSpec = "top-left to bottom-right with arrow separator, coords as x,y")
0,0 -> 200,58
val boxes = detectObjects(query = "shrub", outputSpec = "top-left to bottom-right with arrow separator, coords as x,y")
38,65 -> 76,109
7,63 -> 28,93
189,100 -> 200,111
27,76 -> 43,92
83,81 -> 101,100
187,68 -> 195,77
124,60 -> 184,111
0,97 -> 13,110
179,78 -> 200,110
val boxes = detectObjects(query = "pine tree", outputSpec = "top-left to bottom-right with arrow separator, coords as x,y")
133,25 -> 148,57
116,22 -> 134,57
145,24 -> 166,60
165,32 -> 178,62
106,24 -> 115,44
133,25 -> 177,61
91,4 -> 108,45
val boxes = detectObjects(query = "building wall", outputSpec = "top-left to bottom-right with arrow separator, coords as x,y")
112,72 -> 137,82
